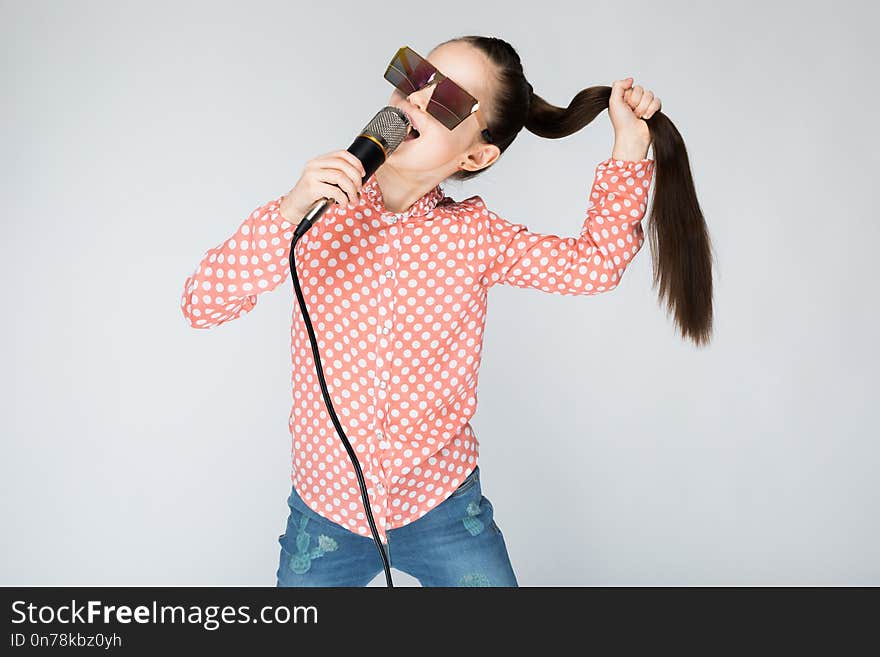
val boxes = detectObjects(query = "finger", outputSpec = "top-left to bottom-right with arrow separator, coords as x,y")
314,151 -> 343,163
325,157 -> 364,193
317,168 -> 358,205
324,168 -> 359,205
627,85 -> 643,109
635,91 -> 654,118
331,162 -> 363,201
311,152 -> 363,178
310,157 -> 363,197
337,150 -> 367,179
610,77 -> 633,103
643,99 -> 661,120
318,181 -> 348,206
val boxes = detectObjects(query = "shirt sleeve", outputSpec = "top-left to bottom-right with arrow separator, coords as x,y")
481,156 -> 655,294
180,195 -> 299,328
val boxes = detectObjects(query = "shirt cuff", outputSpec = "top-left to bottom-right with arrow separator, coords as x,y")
598,156 -> 655,168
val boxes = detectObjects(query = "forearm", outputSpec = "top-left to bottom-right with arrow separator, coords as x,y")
611,135 -> 651,162
180,195 -> 294,328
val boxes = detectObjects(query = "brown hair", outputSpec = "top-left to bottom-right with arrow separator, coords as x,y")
436,35 -> 715,347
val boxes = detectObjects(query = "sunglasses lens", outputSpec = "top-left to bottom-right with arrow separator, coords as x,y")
409,59 -> 435,88
428,81 -> 475,130
385,49 -> 431,95
384,63 -> 416,94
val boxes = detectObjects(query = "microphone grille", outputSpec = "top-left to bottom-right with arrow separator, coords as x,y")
360,106 -> 411,156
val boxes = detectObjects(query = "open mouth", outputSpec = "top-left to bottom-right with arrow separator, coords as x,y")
404,127 -> 421,141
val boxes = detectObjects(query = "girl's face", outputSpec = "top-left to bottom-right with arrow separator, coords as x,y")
385,42 -> 501,178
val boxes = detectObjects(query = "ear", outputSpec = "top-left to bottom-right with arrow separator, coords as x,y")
461,143 -> 501,172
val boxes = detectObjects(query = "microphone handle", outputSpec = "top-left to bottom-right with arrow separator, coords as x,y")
293,133 -> 389,239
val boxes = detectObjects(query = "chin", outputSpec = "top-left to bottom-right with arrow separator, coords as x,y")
391,136 -> 443,160
388,137 -> 421,163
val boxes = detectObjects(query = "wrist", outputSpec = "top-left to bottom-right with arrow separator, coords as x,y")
278,195 -> 301,225
611,135 -> 650,162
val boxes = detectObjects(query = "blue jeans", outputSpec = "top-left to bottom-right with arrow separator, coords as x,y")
275,466 -> 518,587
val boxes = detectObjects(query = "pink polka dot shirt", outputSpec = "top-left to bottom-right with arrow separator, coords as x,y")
181,156 -> 655,544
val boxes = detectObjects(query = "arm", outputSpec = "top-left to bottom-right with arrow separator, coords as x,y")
481,156 -> 655,294
180,195 -> 298,328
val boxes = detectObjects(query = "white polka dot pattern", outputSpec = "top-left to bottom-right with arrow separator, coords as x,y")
181,156 -> 655,543
482,157 -> 656,292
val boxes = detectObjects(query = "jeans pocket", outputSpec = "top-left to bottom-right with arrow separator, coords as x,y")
449,466 -> 479,499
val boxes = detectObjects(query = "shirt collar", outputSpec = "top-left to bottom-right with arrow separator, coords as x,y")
360,173 -> 445,221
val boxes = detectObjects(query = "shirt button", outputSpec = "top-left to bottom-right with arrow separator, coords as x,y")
384,270 -> 394,278
381,327 -> 390,334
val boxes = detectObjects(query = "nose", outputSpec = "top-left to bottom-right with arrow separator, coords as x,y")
406,81 -> 437,113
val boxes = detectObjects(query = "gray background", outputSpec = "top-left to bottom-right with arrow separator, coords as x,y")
3,0 -> 878,586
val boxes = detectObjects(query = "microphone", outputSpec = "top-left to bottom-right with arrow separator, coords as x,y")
293,106 -> 412,239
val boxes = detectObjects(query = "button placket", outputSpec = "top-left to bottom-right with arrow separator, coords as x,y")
363,221 -> 395,534
368,220 -> 396,523
375,462 -> 390,528
372,471 -> 388,537
363,201 -> 436,537
379,225 -> 400,436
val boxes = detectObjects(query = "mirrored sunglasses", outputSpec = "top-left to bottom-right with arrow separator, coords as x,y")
384,45 -> 493,143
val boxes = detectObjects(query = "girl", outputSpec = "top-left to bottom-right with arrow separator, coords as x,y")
181,35 -> 712,586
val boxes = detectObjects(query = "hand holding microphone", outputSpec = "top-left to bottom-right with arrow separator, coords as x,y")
281,106 -> 412,239
280,150 -> 367,222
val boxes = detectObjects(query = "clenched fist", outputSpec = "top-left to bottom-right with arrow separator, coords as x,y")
609,76 -> 662,147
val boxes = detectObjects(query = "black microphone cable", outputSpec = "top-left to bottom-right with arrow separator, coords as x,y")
285,107 -> 412,588
288,236 -> 392,587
